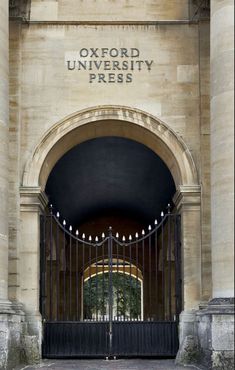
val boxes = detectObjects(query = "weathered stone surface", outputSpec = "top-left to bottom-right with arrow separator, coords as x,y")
212,314 -> 234,351
211,0 -> 234,299
30,0 -> 189,22
212,351 -> 234,370
22,335 -> 40,365
0,310 -> 26,370
176,335 -> 201,365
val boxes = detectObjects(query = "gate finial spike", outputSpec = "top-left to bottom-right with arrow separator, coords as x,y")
161,211 -> 164,217
63,219 -> 66,226
116,232 -> 119,238
135,232 -> 139,239
122,235 -> 126,242
154,219 -> 158,225
102,232 -> 105,239
89,235 -> 92,241
82,233 -> 85,239
95,236 -> 98,242
167,203 -> 171,213
76,230 -> 79,236
148,225 -> 152,231
69,225 -> 72,231
129,235 -> 132,241
56,211 -> 60,218
142,229 -> 145,236
49,204 -> 53,214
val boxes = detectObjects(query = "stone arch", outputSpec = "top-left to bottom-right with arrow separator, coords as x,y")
22,105 -> 198,190
19,106 -> 202,340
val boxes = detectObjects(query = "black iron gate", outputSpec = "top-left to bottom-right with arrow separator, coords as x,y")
40,206 -> 182,358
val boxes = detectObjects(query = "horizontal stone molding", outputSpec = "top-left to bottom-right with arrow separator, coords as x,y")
20,187 -> 48,213
173,185 -> 201,210
0,299 -> 15,315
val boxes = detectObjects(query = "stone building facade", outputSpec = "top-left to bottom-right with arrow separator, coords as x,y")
0,0 -> 234,369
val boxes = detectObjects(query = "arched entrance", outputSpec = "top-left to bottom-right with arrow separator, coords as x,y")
20,106 -> 201,359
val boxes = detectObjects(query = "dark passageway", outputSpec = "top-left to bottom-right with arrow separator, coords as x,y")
45,136 -> 175,235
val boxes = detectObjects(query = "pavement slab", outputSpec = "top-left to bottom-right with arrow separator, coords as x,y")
14,359 -> 201,370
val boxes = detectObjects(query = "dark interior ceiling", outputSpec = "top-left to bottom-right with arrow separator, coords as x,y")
45,137 -> 176,229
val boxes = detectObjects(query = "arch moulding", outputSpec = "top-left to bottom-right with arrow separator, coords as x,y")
19,106 -> 202,324
22,105 -> 198,190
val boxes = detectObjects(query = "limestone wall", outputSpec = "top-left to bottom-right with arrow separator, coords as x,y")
9,21 -> 22,302
9,6 -> 211,309
30,0 -> 189,22
19,23 -> 201,179
0,0 -> 9,302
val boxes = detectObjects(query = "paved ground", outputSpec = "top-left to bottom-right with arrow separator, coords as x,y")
14,359 -> 201,370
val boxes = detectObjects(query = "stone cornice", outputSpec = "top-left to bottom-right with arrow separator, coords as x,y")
0,299 -> 15,315
26,20 -> 199,26
173,185 -> 201,210
20,186 -> 48,212
197,298 -> 235,316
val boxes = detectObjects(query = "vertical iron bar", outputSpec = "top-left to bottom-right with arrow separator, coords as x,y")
123,242 -> 126,320
76,237 -> 79,320
56,216 -> 60,321
168,215 -> 172,320
49,207 -> 53,320
155,228 -> 158,320
142,237 -> 145,320
69,231 -> 72,320
174,215 -> 177,320
95,242 -> 98,321
116,241 -> 119,321
44,216 -> 47,319
129,242 -> 132,321
102,242 -> 105,321
108,227 -> 113,356
135,239 -> 139,320
89,243 -> 92,321
148,233 -> 152,320
63,225 -> 66,320
161,220 -> 165,320
82,239 -> 85,321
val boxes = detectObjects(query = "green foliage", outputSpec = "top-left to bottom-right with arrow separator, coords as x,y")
83,272 -> 141,320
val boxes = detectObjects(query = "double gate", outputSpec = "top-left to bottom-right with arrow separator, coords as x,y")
40,207 -> 182,358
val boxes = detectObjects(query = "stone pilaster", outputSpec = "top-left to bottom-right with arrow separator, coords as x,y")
192,2 -> 235,369
0,1 -> 12,368
173,185 -> 202,311
0,3 -> 26,369
200,2 -> 235,369
0,0 -> 9,306
19,187 -> 48,363
173,186 -> 202,365
173,186 -> 201,363
211,0 -> 234,301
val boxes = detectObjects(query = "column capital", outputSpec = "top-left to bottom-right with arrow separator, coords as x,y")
173,185 -> 201,211
20,186 -> 48,213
